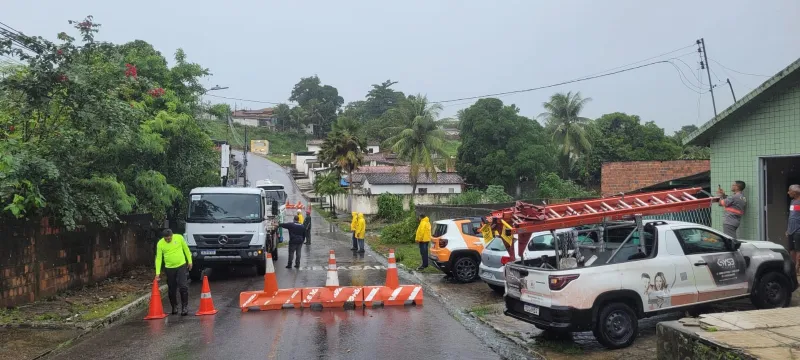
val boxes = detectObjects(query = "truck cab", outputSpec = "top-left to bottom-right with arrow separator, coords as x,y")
255,180 -> 287,242
185,187 -> 280,280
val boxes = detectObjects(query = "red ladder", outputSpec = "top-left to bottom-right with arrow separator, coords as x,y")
489,188 -> 714,258
491,187 -> 712,235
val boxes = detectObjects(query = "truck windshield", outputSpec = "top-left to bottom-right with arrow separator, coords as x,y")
187,194 -> 262,223
263,190 -> 287,205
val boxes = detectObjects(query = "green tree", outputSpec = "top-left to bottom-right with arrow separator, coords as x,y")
364,80 -> 405,120
319,119 -> 365,212
537,172 -> 595,199
456,98 -> 558,195
312,171 -> 346,216
539,91 -> 593,178
289,75 -> 343,137
272,103 -> 292,131
384,94 -> 446,197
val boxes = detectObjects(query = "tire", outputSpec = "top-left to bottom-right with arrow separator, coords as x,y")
452,256 -> 479,283
592,302 -> 638,349
751,272 -> 791,309
488,284 -> 506,295
189,267 -> 202,282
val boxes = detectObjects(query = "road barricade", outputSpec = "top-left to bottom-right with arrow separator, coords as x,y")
301,286 -> 364,309
239,253 -> 301,311
361,249 -> 423,307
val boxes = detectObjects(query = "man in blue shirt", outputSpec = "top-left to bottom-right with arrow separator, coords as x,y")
279,215 -> 307,269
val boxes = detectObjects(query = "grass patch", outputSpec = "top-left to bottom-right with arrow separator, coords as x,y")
367,235 -> 439,274
469,305 -> 497,318
0,308 -> 23,325
266,154 -> 292,166
441,139 -> 461,157
529,338 -> 584,355
199,118 -> 308,155
74,293 -> 136,322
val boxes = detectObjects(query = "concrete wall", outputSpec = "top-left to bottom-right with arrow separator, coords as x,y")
709,77 -> 800,241
294,154 -> 317,174
366,145 -> 380,154
332,193 -> 460,214
363,181 -> 462,195
0,215 -> 157,307
307,144 -> 321,154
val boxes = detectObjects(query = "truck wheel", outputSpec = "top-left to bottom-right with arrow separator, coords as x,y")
453,256 -> 479,283
752,272 -> 791,309
592,302 -> 638,349
488,284 -> 505,295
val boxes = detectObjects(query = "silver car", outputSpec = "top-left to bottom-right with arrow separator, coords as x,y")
479,237 -> 515,294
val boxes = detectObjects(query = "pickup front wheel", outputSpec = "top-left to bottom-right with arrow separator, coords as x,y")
752,272 -> 791,309
593,302 -> 638,349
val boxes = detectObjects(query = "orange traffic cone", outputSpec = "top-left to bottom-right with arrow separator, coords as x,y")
144,279 -> 168,320
196,276 -> 218,316
325,250 -> 339,288
386,249 -> 399,289
263,253 -> 278,295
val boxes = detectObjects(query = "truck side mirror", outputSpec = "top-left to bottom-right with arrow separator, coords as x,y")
272,200 -> 279,216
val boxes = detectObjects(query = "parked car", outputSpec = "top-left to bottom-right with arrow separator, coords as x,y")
504,220 -> 798,349
429,217 -> 485,282
480,229 -> 580,294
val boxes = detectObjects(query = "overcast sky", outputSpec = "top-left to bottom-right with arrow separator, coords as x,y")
4,0 -> 799,133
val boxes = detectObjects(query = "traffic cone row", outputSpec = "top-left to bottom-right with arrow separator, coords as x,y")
144,274 -> 219,321
238,248 -> 423,312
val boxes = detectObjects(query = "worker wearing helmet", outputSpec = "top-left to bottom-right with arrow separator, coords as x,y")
297,209 -> 304,224
350,212 -> 358,250
355,213 -> 366,253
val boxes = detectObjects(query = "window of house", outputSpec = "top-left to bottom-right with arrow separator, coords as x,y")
418,188 -> 428,194
673,228 -> 728,255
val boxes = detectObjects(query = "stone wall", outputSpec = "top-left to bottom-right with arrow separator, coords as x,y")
0,215 -> 157,307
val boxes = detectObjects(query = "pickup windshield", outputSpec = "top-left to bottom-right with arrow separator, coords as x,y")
187,194 -> 262,223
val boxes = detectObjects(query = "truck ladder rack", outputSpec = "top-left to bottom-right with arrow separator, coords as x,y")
490,187 -> 711,235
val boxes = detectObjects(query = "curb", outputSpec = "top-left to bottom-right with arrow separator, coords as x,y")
28,285 -> 167,360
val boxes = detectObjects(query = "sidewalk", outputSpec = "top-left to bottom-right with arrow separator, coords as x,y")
0,266 -> 164,360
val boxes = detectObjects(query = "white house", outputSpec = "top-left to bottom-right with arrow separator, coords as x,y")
293,152 -> 317,174
306,139 -> 324,154
231,108 -> 275,128
362,172 -> 463,195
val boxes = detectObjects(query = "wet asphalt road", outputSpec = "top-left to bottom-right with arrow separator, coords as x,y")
52,153 -> 500,360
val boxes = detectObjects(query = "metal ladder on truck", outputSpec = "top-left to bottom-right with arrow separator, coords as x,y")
487,187 -> 716,264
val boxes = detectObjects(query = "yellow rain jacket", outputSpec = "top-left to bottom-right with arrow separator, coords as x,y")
415,217 -> 431,243
355,213 -> 366,239
297,210 -> 304,224
350,212 -> 358,232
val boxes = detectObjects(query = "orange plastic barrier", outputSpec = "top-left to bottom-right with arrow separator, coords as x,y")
239,253 -> 301,311
361,249 -> 423,307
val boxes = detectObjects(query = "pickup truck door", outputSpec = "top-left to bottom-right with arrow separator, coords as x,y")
671,226 -> 748,303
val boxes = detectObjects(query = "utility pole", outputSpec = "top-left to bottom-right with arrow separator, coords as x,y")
726,78 -> 737,102
243,125 -> 248,187
697,38 -> 717,117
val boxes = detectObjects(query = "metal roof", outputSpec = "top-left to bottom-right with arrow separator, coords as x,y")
684,57 -> 800,146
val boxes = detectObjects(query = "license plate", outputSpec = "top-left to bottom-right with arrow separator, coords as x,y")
200,250 -> 216,256
524,304 -> 539,316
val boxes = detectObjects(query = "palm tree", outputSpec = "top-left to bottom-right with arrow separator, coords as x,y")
319,123 -> 365,212
385,95 -> 447,198
538,91 -> 592,178
273,103 -> 292,131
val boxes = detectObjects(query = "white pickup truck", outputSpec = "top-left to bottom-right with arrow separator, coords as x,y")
504,219 -> 797,349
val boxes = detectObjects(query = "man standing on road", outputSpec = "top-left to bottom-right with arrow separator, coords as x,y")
415,214 -> 431,271
716,181 -> 747,238
280,215 -> 307,269
355,213 -> 366,253
786,185 -> 800,271
350,212 -> 358,251
154,229 -> 192,316
303,208 -> 312,245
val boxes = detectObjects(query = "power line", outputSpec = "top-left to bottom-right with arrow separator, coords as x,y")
570,43 -> 696,80
709,58 -> 770,78
205,93 -> 282,105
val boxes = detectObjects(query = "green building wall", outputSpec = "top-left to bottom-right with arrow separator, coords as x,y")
709,81 -> 800,240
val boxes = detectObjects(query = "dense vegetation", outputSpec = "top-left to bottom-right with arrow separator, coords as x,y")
0,17 -> 218,227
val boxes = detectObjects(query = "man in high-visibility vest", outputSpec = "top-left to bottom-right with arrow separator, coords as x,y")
355,213 -> 366,253
415,214 -> 431,270
716,181 -> 747,238
155,229 -> 193,316
350,212 -> 358,251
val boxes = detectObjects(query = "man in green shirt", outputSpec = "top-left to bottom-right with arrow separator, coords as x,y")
155,229 -> 193,316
